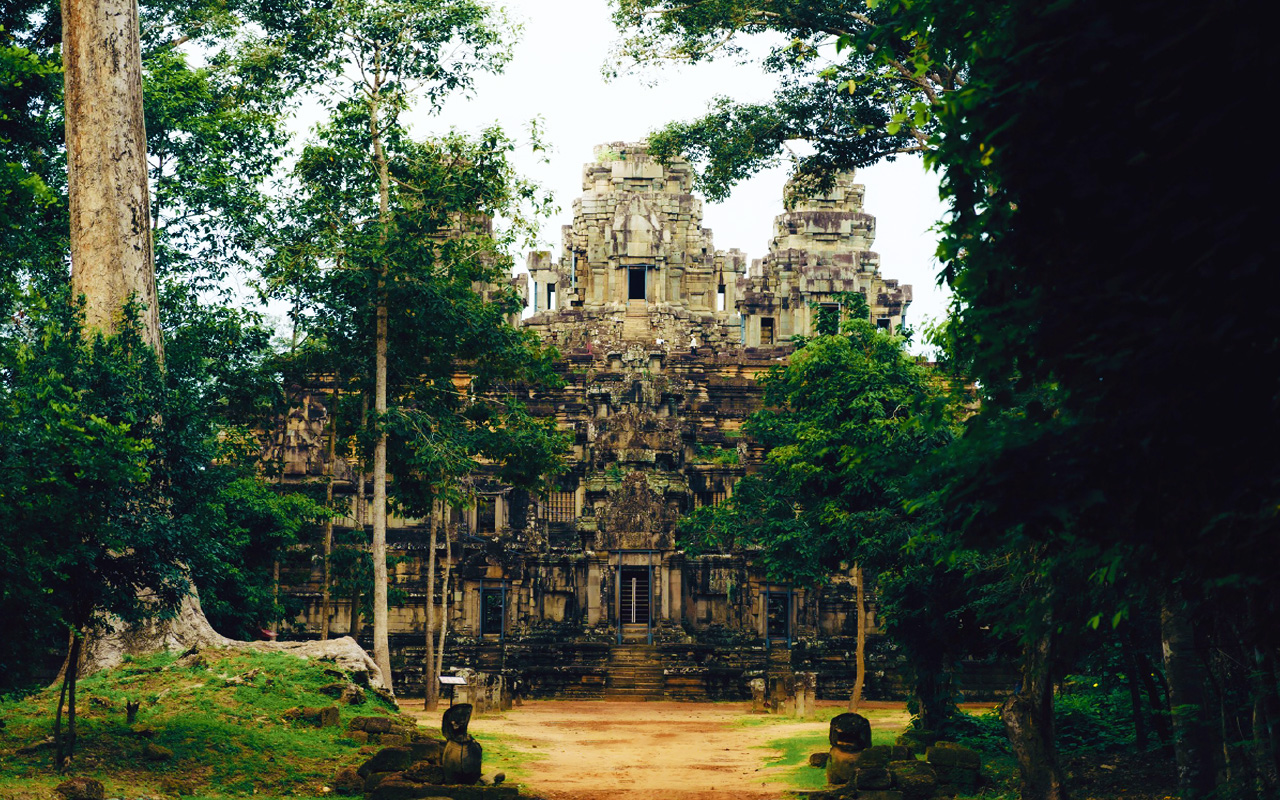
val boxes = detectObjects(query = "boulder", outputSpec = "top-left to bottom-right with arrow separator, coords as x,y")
55,778 -> 104,800
808,751 -> 829,768
358,746 -> 415,778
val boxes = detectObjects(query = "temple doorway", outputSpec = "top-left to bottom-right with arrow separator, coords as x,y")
619,565 -> 651,624
628,267 -> 647,301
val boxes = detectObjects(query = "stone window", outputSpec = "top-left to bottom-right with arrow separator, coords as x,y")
544,490 -> 576,522
876,317 -> 892,330
696,489 -> 728,508
760,318 -> 775,345
716,284 -> 726,311
548,282 -> 556,310
476,496 -> 496,533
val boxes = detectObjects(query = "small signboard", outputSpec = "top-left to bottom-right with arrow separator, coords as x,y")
438,674 -> 466,707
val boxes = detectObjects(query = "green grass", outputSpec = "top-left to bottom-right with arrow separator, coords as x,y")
753,709 -> 909,792
471,729 -> 547,785
0,649 -> 402,799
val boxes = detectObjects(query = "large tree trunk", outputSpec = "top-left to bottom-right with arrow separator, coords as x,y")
849,564 -> 866,712
62,0 -> 160,353
424,501 -> 439,710
1162,595 -> 1218,799
1002,628 -> 1068,800
368,72 -> 394,691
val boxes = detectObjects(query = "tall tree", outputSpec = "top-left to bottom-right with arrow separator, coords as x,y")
62,0 -> 159,347
680,299 -> 977,730
270,109 -> 567,691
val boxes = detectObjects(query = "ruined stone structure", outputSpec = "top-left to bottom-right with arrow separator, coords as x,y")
278,143 -> 1010,702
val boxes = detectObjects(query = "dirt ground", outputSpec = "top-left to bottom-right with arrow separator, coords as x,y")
401,700 -> 911,800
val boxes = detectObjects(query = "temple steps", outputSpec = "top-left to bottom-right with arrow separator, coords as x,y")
605,644 -> 666,699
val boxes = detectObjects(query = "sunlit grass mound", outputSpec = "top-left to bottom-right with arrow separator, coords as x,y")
0,649 -> 403,799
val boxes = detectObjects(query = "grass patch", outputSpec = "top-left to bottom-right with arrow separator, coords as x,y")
470,730 -> 547,785
751,709 -> 909,792
0,649 -> 402,799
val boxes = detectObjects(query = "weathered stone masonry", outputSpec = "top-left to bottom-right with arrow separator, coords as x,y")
277,143 -> 1005,702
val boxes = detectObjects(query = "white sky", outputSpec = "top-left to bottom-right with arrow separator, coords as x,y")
352,0 -> 951,337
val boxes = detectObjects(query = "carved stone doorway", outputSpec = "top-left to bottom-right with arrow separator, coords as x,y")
628,267 -> 647,301
619,565 -> 651,624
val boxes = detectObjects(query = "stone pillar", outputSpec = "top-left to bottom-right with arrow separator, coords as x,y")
667,554 -> 683,624
586,555 -> 604,626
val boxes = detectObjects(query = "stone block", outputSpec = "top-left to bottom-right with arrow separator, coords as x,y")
381,734 -> 408,747
826,745 -> 858,785
931,764 -> 980,792
926,742 -> 981,769
855,767 -> 893,790
889,760 -> 937,800
401,762 -> 446,784
808,751 -> 829,768
352,715 -> 392,734
332,766 -> 363,796
55,778 -> 104,800
367,779 -> 444,800
410,738 -> 445,764
358,746 -> 415,778
857,792 -> 904,800
348,730 -> 369,743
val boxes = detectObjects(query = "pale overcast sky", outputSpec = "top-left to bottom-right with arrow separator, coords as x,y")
398,0 -> 950,334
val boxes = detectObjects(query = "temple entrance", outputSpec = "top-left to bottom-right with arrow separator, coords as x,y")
619,565 -> 651,624
480,582 -> 506,639
766,590 -> 791,647
628,267 -> 647,302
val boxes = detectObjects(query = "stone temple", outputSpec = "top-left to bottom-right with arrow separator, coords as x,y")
280,143 -> 1003,701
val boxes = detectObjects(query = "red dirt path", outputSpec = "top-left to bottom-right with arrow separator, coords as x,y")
402,699 -> 911,800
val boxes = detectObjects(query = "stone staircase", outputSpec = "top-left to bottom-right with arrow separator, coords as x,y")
605,644 -> 666,700
621,307 -> 651,341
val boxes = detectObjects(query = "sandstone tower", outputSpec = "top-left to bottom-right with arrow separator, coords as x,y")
280,142 -> 950,701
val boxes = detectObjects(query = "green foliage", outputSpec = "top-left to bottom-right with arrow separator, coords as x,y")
0,650 -> 400,797
611,1 -> 963,199
680,314 -> 953,585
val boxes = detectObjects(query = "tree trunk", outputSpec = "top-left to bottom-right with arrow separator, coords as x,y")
53,631 -> 78,772
367,53 -> 394,693
320,378 -> 339,640
849,564 -> 866,712
62,0 -> 161,354
1162,596 -> 1218,799
435,524 -> 452,685
1002,628 -> 1068,800
1134,644 -> 1173,746
424,500 -> 439,710
1122,631 -> 1149,750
